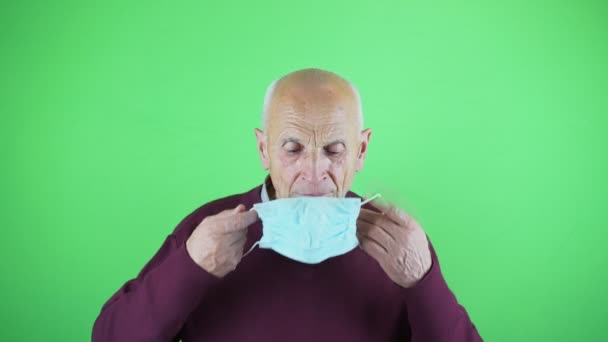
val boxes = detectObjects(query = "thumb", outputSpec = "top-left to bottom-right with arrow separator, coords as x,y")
216,204 -> 245,217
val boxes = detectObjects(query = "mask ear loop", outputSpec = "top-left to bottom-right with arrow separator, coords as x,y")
361,193 -> 381,206
243,207 -> 260,258
243,241 -> 260,258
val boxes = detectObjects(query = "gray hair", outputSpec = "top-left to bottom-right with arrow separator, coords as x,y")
261,78 -> 363,132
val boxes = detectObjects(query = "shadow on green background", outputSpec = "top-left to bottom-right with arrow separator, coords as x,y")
1,1 -> 606,341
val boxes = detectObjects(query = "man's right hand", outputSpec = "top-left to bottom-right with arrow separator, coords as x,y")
186,204 -> 259,278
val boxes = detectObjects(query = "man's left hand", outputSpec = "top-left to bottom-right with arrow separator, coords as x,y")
357,202 -> 432,288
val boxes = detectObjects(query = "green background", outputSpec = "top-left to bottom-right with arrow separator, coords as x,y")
2,1 -> 606,341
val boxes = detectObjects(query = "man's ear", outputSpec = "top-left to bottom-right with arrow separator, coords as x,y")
355,128 -> 372,172
254,128 -> 270,170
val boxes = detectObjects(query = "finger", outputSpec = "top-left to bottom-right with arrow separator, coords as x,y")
228,234 -> 247,248
358,233 -> 389,261
358,209 -> 402,240
221,210 -> 259,234
357,218 -> 397,242
365,199 -> 413,228
216,204 -> 245,218
236,209 -> 259,227
357,217 -> 396,245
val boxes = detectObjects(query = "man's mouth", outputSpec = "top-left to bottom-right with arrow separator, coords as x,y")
293,192 -> 334,197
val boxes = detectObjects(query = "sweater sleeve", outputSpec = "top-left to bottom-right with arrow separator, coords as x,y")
401,236 -> 483,341
91,210 -> 222,342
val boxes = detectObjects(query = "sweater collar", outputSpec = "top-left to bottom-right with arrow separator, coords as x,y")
261,176 -> 270,203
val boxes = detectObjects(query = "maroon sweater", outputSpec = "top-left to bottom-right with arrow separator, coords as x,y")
92,183 -> 483,341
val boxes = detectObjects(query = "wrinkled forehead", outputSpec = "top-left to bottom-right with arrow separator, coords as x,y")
267,84 -> 360,143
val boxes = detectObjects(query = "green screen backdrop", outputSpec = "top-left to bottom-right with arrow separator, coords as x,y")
1,1 -> 607,341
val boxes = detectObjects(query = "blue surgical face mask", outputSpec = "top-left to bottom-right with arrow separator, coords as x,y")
245,194 -> 381,264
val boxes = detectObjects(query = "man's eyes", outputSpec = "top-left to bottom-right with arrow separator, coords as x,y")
284,143 -> 302,154
324,144 -> 345,155
323,148 -> 340,155
284,145 -> 344,156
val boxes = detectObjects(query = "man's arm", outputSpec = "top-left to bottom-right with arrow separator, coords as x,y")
91,211 -> 221,342
401,237 -> 483,341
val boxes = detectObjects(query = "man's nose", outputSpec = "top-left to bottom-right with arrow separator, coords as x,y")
299,152 -> 330,183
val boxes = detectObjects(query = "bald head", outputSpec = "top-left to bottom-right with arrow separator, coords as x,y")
254,68 -> 372,199
262,68 -> 363,132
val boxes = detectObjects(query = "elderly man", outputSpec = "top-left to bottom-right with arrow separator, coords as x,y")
92,68 -> 483,341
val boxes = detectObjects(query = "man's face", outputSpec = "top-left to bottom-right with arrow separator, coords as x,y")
255,81 -> 371,199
